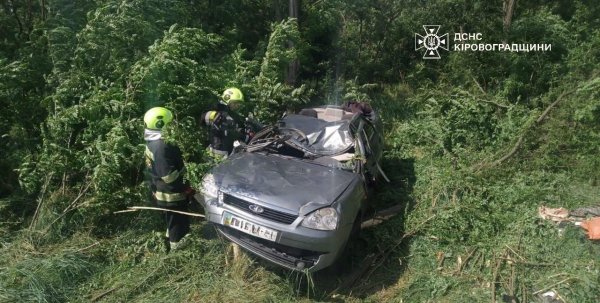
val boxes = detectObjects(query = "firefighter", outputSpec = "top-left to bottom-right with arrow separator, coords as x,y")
144,107 -> 194,250
202,88 -> 255,158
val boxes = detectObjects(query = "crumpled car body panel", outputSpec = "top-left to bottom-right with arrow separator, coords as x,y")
280,114 -> 354,154
212,152 -> 356,215
200,106 -> 383,272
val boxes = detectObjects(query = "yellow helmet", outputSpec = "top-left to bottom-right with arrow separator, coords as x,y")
144,107 -> 173,130
203,111 -> 218,125
221,88 -> 244,104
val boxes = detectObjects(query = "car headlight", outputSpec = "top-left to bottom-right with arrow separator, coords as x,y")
301,207 -> 338,230
201,173 -> 219,199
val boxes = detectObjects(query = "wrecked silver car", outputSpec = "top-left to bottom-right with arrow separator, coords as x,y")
199,105 -> 384,271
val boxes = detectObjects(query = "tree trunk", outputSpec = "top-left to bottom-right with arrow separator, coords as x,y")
40,0 -> 46,20
5,0 -> 24,36
285,0 -> 299,86
503,0 -> 516,33
274,0 -> 283,21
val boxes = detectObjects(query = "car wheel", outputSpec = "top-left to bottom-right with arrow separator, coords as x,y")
326,213 -> 363,275
349,212 -> 362,240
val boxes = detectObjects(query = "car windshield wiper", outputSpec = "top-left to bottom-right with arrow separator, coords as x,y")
246,138 -> 277,153
246,134 -> 294,153
282,138 -> 319,157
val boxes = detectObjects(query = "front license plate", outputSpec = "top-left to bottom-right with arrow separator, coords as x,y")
222,212 -> 278,242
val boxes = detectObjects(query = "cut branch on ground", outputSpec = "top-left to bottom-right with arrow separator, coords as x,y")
472,90 -> 573,171
114,206 -> 206,218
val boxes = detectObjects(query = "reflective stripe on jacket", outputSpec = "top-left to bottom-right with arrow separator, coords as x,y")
208,111 -> 239,155
154,191 -> 187,202
209,103 -> 244,155
144,133 -> 187,205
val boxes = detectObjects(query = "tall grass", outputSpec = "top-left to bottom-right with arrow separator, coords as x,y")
1,77 -> 599,302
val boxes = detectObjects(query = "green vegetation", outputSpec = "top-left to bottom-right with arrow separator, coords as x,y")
1,0 -> 599,302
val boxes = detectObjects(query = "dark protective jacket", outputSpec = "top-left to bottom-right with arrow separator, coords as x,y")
207,104 -> 245,155
144,129 -> 188,206
208,112 -> 239,155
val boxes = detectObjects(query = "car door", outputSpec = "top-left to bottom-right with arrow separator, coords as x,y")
356,117 -> 381,183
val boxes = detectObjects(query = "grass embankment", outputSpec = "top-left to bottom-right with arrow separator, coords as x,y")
1,80 -> 599,303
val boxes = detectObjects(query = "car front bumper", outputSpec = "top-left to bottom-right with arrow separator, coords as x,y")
202,196 -> 353,272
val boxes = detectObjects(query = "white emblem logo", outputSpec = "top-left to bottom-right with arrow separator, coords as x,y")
415,25 -> 449,59
249,204 -> 264,214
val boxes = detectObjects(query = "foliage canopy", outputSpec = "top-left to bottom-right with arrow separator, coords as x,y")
1,0 -> 599,302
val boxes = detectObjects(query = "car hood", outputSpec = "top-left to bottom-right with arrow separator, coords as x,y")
211,152 -> 357,215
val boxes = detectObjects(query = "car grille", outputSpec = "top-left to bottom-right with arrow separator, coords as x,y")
223,194 -> 298,224
216,225 -> 320,270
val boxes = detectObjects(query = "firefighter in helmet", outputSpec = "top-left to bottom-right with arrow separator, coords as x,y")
202,88 -> 258,158
144,107 -> 194,250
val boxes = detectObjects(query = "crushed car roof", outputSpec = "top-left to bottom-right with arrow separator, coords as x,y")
279,114 -> 354,155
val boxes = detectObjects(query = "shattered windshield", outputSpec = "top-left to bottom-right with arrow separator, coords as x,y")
281,114 -> 354,155
246,114 -> 355,157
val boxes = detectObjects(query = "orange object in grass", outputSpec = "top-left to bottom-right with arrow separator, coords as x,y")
581,217 -> 600,240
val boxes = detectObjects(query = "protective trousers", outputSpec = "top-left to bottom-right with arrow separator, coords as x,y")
163,203 -> 190,243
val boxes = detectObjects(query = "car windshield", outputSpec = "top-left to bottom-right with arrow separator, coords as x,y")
247,114 -> 355,158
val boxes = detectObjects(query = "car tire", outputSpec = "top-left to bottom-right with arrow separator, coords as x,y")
349,212 -> 362,240
327,213 -> 362,275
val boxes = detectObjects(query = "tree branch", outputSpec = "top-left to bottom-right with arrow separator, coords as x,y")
493,135 -> 524,166
472,90 -> 572,171
468,78 -> 510,109
114,206 -> 206,218
536,90 -> 570,123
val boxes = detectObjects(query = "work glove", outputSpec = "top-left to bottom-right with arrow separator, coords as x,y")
232,140 -> 246,154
